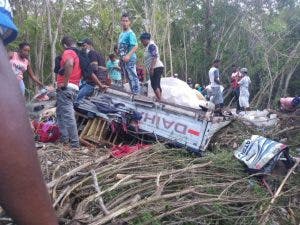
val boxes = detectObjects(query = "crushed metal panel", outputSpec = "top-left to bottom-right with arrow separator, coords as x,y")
201,120 -> 232,150
138,107 -> 209,151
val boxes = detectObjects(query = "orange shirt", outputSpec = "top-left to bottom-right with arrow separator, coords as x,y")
57,49 -> 82,87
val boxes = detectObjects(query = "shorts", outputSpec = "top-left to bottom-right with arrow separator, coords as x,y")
150,67 -> 164,91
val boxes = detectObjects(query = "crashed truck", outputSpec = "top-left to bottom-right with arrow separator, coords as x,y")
74,77 -> 231,154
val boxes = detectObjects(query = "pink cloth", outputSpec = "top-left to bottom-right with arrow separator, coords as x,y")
10,52 -> 29,77
280,97 -> 295,111
231,71 -> 241,89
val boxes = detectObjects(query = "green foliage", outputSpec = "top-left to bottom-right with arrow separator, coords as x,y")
11,0 -> 300,103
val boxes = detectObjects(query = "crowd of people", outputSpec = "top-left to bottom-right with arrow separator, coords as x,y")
8,12 -> 252,148
190,61 -> 251,115
52,13 -> 165,149
0,0 -> 297,223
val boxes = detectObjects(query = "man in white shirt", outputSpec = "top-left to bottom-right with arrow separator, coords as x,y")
208,59 -> 223,111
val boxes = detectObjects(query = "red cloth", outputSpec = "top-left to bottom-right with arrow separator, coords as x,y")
33,121 -> 61,143
57,49 -> 82,86
231,71 -> 241,89
137,65 -> 145,82
111,144 -> 149,158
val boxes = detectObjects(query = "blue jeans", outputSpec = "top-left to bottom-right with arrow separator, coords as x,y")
19,80 -> 25,95
56,88 -> 79,148
124,58 -> 140,94
233,87 -> 241,111
76,82 -> 95,102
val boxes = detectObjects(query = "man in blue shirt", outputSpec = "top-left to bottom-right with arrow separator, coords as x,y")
0,1 -> 58,224
118,13 -> 140,94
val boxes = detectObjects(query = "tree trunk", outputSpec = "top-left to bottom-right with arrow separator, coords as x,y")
143,0 -> 150,32
283,41 -> 300,95
110,1 -> 115,52
150,0 -> 157,40
183,27 -> 188,81
203,0 -> 212,58
167,7 -> 173,77
45,0 -> 68,85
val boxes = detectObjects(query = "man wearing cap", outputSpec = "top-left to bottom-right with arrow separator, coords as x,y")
238,68 -> 251,111
76,38 -> 108,102
0,1 -> 58,224
118,13 -> 140,94
140,32 -> 164,101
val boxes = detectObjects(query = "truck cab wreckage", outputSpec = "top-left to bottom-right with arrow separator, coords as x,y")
75,87 -> 231,154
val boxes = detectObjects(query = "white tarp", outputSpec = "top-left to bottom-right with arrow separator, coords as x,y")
231,109 -> 279,128
147,77 -> 214,110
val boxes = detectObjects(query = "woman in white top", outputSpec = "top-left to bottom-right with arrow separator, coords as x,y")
238,68 -> 251,111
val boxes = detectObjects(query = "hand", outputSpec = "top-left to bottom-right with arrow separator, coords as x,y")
100,85 -> 109,90
17,74 -> 23,81
123,55 -> 130,63
150,67 -> 154,76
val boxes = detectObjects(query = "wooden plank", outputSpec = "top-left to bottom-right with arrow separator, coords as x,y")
80,119 -> 92,139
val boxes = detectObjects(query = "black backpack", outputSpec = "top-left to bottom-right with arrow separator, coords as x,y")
54,55 -> 62,74
54,48 -> 92,79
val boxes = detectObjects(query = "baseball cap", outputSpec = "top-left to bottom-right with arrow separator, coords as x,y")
0,2 -> 18,45
77,38 -> 93,46
240,68 -> 248,73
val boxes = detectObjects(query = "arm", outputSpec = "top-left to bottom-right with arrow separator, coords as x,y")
91,73 -> 109,89
214,69 -> 221,85
123,32 -> 138,62
150,57 -> 157,75
114,60 -> 121,71
27,62 -> 43,87
123,45 -> 138,62
148,44 -> 158,75
238,77 -> 244,85
61,58 -> 74,87
98,65 -> 107,71
0,40 -> 58,225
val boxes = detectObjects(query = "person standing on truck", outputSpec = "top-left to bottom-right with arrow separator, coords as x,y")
9,42 -> 44,95
208,59 -> 223,112
56,36 -> 82,149
0,1 -> 58,224
118,13 -> 140,94
140,32 -> 164,101
231,64 -> 241,113
107,53 -> 122,87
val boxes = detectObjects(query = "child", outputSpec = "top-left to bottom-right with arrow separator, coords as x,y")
106,53 -> 122,87
238,68 -> 251,112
